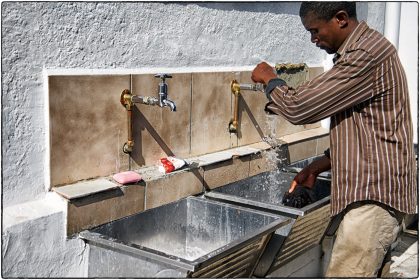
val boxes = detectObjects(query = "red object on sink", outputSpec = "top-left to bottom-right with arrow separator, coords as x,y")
160,158 -> 175,173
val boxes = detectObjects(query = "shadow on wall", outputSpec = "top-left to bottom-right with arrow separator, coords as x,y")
131,106 -> 176,167
175,2 -> 369,20
183,2 -> 300,16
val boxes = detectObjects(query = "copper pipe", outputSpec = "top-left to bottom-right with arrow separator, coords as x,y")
229,80 -> 241,133
120,89 -> 134,153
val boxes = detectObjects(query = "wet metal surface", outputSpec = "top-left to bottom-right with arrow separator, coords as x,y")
80,196 -> 290,277
205,170 -> 330,216
282,155 -> 331,179
203,157 -> 332,277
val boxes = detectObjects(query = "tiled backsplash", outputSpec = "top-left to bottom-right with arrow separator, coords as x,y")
49,67 -> 324,188
49,75 -> 130,187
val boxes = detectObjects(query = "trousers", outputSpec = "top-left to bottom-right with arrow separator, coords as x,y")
325,201 -> 403,277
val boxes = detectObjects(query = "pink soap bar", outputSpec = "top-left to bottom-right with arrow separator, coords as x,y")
112,171 -> 142,184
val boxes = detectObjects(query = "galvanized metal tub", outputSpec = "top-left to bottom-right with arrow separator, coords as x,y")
281,155 -> 331,180
204,167 -> 331,277
79,196 -> 290,278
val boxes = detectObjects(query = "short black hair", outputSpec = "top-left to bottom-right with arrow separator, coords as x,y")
299,2 -> 357,21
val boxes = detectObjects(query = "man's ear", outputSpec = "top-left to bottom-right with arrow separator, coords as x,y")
335,10 -> 349,28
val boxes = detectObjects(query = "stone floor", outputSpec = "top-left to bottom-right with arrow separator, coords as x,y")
381,222 -> 418,278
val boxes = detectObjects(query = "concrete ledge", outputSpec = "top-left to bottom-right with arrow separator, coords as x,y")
50,127 -> 329,235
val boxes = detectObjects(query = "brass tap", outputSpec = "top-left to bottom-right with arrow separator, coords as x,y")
120,89 -> 134,110
120,89 -> 134,153
229,80 -> 241,134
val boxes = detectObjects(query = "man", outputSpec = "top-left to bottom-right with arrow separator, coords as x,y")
251,2 -> 416,277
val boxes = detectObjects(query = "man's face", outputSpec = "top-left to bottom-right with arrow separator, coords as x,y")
301,11 -> 342,54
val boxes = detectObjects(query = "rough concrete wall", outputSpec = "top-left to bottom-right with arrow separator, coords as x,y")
2,2 -> 324,207
2,193 -> 88,277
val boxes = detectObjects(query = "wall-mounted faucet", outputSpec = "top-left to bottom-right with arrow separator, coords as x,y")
228,80 -> 265,134
228,63 -> 307,134
120,73 -> 177,153
155,74 -> 176,112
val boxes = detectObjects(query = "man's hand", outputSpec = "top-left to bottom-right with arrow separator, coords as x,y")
288,155 -> 332,193
251,62 -> 277,85
289,169 -> 318,193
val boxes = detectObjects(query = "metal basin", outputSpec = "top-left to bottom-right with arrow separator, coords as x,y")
204,165 -> 332,277
282,155 -> 331,179
205,170 -> 330,216
80,196 -> 290,278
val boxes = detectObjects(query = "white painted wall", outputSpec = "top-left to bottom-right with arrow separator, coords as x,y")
397,2 -> 419,144
1,2 -> 406,278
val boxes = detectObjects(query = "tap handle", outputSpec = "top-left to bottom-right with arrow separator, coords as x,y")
154,73 -> 172,82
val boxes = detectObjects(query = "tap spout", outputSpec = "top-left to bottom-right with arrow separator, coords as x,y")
155,73 -> 176,112
239,83 -> 265,92
163,99 -> 176,112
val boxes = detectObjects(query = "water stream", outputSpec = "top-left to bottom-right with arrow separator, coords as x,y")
260,114 -> 286,193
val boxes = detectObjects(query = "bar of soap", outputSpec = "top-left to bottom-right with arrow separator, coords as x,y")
112,171 -> 142,184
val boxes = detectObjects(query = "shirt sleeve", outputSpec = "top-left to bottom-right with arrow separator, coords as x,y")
265,48 -> 377,124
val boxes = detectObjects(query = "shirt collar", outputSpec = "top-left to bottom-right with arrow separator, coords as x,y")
336,21 -> 369,58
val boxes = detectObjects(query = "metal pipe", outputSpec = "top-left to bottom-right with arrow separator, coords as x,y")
120,89 -> 135,153
239,83 -> 265,92
229,80 -> 265,134
229,80 -> 241,133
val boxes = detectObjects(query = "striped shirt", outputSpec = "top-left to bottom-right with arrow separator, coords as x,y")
266,21 -> 417,216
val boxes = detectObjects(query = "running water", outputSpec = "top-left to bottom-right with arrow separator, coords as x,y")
260,114 -> 287,196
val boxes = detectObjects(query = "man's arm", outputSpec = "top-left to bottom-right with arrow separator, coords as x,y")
289,152 -> 331,193
252,49 -> 377,125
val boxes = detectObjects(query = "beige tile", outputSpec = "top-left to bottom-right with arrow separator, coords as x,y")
316,135 -> 330,154
275,115 -> 307,137
49,75 -> 130,187
145,169 -> 203,209
236,71 -> 273,146
67,184 -> 145,235
203,156 -> 250,190
130,73 -> 192,168
191,72 -> 234,156
288,139 -> 318,163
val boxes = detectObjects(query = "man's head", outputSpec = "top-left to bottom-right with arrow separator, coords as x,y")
299,2 -> 358,54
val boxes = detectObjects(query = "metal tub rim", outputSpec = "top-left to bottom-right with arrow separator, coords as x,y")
204,177 -> 331,217
79,196 -> 291,273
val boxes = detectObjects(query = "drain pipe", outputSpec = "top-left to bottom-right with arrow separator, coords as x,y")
384,2 -> 401,50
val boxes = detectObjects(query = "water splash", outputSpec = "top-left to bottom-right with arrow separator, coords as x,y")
260,114 -> 287,199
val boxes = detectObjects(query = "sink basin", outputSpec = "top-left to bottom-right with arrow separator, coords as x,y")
204,168 -> 332,277
80,196 -> 290,278
282,155 -> 331,179
205,170 -> 330,216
